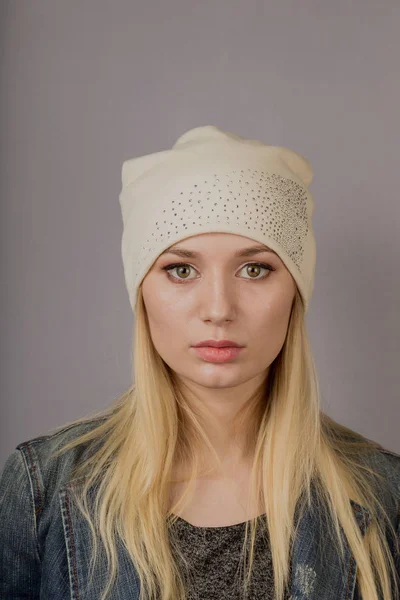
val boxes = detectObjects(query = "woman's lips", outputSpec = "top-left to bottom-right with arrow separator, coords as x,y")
192,346 -> 243,363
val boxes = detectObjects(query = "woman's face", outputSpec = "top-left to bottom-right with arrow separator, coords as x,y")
141,233 -> 296,391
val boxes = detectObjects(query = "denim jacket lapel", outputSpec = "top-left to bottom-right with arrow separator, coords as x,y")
59,478 -> 370,600
289,493 -> 371,600
60,480 -> 142,600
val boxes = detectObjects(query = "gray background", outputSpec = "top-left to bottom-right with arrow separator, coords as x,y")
1,0 -> 399,465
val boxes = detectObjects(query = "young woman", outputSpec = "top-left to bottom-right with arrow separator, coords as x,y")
1,125 -> 399,600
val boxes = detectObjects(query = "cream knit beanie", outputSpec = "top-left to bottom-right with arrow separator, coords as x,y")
119,125 -> 316,313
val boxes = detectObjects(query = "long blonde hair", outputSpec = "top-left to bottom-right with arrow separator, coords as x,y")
51,286 -> 399,600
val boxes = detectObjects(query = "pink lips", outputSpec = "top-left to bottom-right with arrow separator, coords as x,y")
192,346 -> 243,363
192,339 -> 243,348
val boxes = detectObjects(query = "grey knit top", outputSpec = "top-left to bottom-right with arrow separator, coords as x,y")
168,513 -> 292,599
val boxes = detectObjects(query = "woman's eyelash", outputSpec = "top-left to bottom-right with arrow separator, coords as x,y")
161,262 -> 275,280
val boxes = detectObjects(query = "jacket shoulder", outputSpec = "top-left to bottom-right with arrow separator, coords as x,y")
0,416 -> 109,596
15,415 -> 107,458
376,446 -> 400,462
363,442 -> 400,518
375,444 -> 400,487
13,416 -> 109,515
372,442 -> 400,473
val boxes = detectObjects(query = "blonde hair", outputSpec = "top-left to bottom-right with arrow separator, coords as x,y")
51,286 -> 399,600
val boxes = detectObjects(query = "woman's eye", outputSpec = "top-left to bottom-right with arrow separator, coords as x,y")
161,262 -> 274,282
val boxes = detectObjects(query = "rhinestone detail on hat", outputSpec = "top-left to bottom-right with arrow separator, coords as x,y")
136,168 -> 309,277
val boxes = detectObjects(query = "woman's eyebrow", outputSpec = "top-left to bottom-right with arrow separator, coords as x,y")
160,245 -> 278,258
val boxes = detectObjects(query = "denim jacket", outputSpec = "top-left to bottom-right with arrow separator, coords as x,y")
1,417 -> 399,600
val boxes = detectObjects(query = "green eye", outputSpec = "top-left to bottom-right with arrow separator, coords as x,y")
162,262 -> 275,282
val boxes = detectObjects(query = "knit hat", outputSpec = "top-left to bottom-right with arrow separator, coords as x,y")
119,125 -> 316,314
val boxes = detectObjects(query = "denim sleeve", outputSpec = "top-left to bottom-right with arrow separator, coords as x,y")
0,448 -> 41,598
